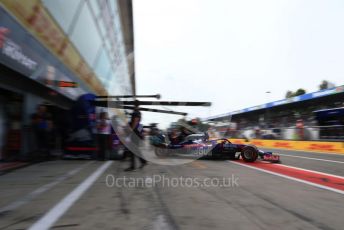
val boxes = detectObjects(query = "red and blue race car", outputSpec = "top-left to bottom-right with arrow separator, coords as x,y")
155,134 -> 280,163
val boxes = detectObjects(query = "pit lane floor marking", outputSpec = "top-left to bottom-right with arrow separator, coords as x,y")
153,214 -> 174,230
190,161 -> 207,169
276,164 -> 344,179
277,153 -> 344,164
229,161 -> 344,195
28,161 -> 113,230
0,161 -> 93,214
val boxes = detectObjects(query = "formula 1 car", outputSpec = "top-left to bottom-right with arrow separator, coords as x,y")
155,136 -> 280,163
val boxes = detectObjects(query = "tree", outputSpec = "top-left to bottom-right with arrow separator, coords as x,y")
285,89 -> 307,98
319,80 -> 335,90
294,88 -> 306,96
285,91 -> 294,98
319,80 -> 328,90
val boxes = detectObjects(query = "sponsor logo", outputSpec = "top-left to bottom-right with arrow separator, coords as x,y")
0,27 -> 37,70
273,142 -> 293,149
230,140 -> 244,144
307,143 -> 337,152
251,141 -> 264,146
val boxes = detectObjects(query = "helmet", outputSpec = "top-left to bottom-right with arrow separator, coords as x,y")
131,110 -> 141,119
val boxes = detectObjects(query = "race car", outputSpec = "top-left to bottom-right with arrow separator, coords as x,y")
155,135 -> 280,163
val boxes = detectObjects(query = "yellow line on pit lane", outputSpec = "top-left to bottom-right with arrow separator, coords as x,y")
190,161 -> 207,169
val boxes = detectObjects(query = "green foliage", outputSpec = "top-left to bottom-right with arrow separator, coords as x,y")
294,88 -> 306,96
285,89 -> 306,98
285,91 -> 293,98
319,80 -> 329,90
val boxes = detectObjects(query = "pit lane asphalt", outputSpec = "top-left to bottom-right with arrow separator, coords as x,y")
0,149 -> 343,230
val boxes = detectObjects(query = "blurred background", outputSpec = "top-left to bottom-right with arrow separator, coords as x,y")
0,1 -> 344,230
1,0 -> 344,162
0,0 -> 134,161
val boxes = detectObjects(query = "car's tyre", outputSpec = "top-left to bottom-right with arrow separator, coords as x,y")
154,144 -> 168,158
241,146 -> 258,162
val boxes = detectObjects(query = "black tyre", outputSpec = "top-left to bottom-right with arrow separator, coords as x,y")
241,146 -> 258,162
154,144 -> 169,158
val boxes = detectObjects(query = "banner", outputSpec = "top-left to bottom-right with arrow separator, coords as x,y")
205,85 -> 344,120
229,139 -> 344,154
0,6 -> 89,99
0,1 -> 106,95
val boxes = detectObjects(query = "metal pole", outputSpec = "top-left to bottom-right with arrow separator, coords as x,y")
96,94 -> 161,99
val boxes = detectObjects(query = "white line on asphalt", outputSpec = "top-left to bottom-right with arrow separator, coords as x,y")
229,161 -> 344,195
278,153 -> 344,164
28,161 -> 113,230
0,162 -> 93,214
153,215 -> 174,230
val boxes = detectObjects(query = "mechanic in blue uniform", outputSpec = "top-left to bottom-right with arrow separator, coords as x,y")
31,104 -> 53,160
124,111 -> 147,171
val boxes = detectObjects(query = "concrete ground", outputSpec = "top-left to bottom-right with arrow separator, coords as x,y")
0,148 -> 343,230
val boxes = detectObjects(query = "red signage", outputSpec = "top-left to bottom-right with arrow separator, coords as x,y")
307,143 -> 337,152
58,81 -> 78,88
273,142 -> 293,149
